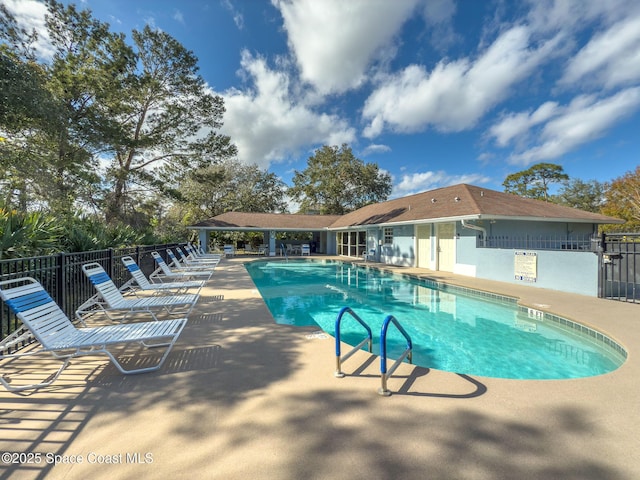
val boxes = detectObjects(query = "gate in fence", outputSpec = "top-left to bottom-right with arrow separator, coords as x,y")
598,233 -> 640,303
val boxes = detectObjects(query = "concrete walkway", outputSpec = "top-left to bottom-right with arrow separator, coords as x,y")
0,256 -> 638,480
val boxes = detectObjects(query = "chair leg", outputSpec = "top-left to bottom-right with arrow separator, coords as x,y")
0,358 -> 71,393
102,339 -> 177,375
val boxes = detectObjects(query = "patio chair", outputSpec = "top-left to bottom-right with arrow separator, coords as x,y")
223,244 -> 235,257
150,252 -> 214,282
120,256 -> 205,295
77,263 -> 199,322
167,249 -> 216,271
301,244 -> 311,256
175,247 -> 220,267
0,277 -> 187,392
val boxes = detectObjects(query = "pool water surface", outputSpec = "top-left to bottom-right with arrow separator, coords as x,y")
245,259 -> 625,380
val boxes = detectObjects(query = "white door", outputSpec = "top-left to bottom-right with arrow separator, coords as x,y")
437,223 -> 455,272
416,224 -> 431,269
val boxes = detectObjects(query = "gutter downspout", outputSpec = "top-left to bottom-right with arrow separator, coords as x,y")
461,219 -> 487,247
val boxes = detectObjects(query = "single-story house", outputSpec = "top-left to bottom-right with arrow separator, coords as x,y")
190,184 -> 623,296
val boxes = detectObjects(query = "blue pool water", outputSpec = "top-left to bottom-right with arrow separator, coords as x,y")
245,260 -> 626,380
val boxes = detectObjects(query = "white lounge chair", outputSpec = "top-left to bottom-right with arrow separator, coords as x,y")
120,256 -> 205,295
175,247 -> 220,267
150,252 -> 213,282
0,277 -> 186,392
187,243 -> 221,259
77,263 -> 199,322
167,249 -> 216,271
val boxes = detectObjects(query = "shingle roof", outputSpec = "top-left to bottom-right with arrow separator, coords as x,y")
190,184 -> 623,231
191,211 -> 342,230
329,184 -> 622,227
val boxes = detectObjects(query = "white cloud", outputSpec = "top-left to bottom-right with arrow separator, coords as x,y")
392,171 -> 490,197
362,25 -> 561,137
559,13 -> 640,90
173,10 -> 185,25
218,51 -> 356,169
421,0 -> 459,51
2,0 -> 53,60
272,0 -> 420,95
361,144 -> 391,156
504,87 -> 640,165
526,0 -> 633,34
221,0 -> 244,29
489,101 -> 560,147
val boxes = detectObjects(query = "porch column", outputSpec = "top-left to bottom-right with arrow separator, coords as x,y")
269,230 -> 276,256
198,230 -> 208,252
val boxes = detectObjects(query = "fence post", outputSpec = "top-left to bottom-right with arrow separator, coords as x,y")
56,252 -> 66,309
107,248 -> 114,277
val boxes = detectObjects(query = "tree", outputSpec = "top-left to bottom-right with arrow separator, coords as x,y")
289,144 -> 392,214
1,1 -> 128,214
553,179 -> 606,212
1,5 -> 59,211
179,160 -> 288,220
101,25 -> 237,224
503,163 -> 569,200
600,166 -> 640,232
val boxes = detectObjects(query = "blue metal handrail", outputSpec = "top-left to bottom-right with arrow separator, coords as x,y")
334,306 -> 373,378
379,315 -> 413,396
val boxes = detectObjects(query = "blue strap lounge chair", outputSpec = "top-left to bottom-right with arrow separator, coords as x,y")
77,263 -> 199,322
120,256 -> 205,295
0,277 -> 186,392
150,252 -> 213,282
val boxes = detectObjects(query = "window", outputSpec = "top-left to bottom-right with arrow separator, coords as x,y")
384,227 -> 393,245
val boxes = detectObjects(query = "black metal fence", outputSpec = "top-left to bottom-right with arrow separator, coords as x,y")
480,234 -> 596,251
0,243 -> 184,346
598,233 -> 640,303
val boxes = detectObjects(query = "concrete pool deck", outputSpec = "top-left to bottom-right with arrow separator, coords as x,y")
0,255 -> 639,479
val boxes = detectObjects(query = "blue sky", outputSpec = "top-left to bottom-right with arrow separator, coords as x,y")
6,0 -> 640,199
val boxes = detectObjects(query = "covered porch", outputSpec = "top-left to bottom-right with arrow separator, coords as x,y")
189,212 -> 342,257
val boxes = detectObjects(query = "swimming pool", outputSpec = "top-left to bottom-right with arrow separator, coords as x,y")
245,259 -> 626,380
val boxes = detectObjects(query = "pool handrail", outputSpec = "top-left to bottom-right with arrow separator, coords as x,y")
379,314 -> 413,396
334,306 -> 373,378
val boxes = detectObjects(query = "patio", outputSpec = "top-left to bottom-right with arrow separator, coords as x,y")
1,256 -> 639,480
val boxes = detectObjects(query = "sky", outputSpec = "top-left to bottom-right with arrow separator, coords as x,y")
4,0 -> 640,199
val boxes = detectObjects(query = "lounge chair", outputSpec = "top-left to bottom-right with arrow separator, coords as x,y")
301,244 -> 311,256
187,243 -> 221,259
223,244 -> 235,257
0,277 -> 186,392
120,256 -> 205,295
77,263 -> 199,322
167,249 -> 216,271
150,252 -> 213,282
175,247 -> 220,267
